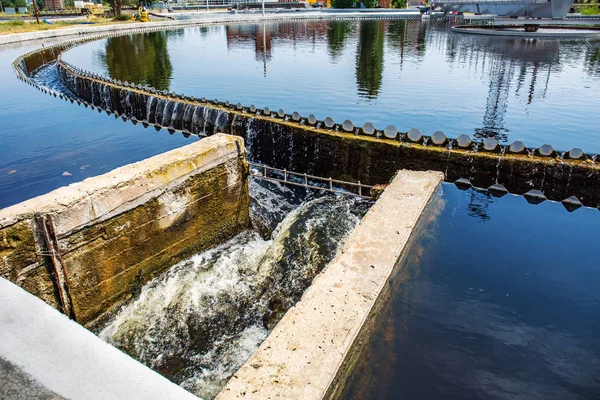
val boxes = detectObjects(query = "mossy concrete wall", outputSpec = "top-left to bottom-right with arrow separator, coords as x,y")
0,134 -> 249,327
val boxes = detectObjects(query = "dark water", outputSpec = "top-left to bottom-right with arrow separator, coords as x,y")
342,184 -> 600,400
62,19 -> 600,152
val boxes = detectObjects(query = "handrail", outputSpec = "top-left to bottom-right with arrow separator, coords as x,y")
248,162 -> 375,199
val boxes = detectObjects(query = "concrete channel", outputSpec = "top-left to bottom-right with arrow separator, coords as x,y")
1,11 -> 597,399
218,170 -> 443,400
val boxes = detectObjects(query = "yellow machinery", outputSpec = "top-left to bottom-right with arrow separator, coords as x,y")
131,6 -> 150,22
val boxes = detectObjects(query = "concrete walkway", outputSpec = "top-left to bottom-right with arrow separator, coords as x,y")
0,277 -> 199,400
217,169 -> 443,400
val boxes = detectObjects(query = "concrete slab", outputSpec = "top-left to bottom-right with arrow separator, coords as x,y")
0,277 -> 199,400
216,169 -> 443,400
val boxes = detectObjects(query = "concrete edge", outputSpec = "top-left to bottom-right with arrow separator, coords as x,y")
0,277 -> 200,400
0,133 -> 244,237
0,11 -> 421,46
324,186 -> 445,399
452,25 -> 600,37
216,169 -> 444,400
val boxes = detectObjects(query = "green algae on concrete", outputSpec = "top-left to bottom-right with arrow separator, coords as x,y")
0,220 -> 60,310
0,134 -> 249,327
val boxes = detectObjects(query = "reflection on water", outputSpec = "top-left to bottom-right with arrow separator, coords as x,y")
327,20 -> 355,62
95,31 -> 174,91
63,19 -> 600,151
342,184 -> 600,400
356,21 -> 385,100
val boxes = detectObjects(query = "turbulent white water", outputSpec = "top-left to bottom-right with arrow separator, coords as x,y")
100,182 -> 370,399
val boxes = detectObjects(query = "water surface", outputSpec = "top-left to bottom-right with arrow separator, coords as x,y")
342,185 -> 600,400
62,19 -> 600,152
0,41 -> 194,209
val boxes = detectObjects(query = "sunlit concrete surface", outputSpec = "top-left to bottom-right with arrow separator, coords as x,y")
0,277 -> 199,400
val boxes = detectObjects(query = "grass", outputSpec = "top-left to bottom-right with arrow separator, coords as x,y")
0,16 -> 135,35
580,4 -> 600,14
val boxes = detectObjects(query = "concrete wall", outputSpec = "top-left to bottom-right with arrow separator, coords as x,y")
0,134 -> 249,327
216,169 -> 443,400
0,277 -> 200,400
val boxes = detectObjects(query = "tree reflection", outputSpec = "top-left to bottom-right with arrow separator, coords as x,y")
466,189 -> 493,222
386,19 -> 407,50
327,20 -> 355,62
585,43 -> 600,75
99,31 -> 173,91
356,20 -> 385,100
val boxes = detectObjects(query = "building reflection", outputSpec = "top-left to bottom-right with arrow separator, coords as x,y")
225,21 -> 330,63
585,43 -> 600,75
99,31 -> 173,91
448,36 -> 560,141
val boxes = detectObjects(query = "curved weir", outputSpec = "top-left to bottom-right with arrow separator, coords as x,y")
11,17 -> 600,210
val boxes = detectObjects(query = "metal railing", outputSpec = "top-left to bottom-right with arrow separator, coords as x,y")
248,162 -> 375,199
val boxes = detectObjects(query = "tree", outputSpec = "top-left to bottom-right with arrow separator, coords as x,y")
391,0 -> 406,7
1,0 -> 27,7
64,0 -> 74,8
108,0 -> 123,16
363,0 -> 377,8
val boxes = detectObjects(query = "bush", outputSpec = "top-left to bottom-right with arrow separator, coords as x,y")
580,4 -> 600,14
113,13 -> 130,20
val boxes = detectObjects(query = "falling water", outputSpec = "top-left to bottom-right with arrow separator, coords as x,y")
162,100 -> 175,127
99,180 -> 370,400
191,106 -> 205,134
182,104 -> 194,131
244,118 -> 257,161
494,146 -> 506,184
155,98 -> 166,125
146,96 -> 156,123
